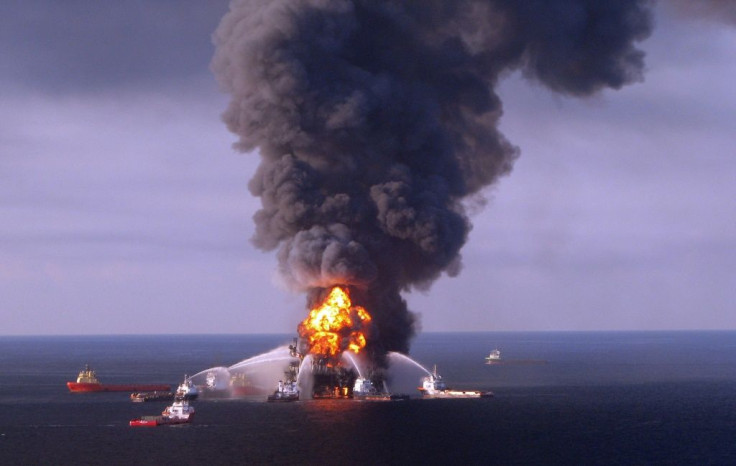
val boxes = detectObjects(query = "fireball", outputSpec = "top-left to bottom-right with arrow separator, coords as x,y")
297,286 -> 372,359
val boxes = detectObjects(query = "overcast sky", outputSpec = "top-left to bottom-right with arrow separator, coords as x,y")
1,1 -> 734,335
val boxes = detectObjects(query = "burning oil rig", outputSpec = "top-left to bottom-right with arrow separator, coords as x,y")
289,286 -> 380,399
289,338 -> 357,399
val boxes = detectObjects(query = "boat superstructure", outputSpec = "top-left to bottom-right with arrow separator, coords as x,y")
351,377 -> 407,401
353,377 -> 378,397
267,379 -> 300,402
175,375 -> 199,401
267,361 -> 300,402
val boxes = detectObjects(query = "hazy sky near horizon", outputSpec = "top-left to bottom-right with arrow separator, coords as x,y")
1,1 -> 734,335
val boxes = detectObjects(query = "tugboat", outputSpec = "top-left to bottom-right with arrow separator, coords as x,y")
129,399 -> 195,427
418,366 -> 494,399
175,375 -> 199,401
485,348 -> 502,363
267,379 -> 300,402
67,364 -> 170,393
267,360 -> 300,402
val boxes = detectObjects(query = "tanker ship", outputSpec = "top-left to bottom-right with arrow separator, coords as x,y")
67,365 -> 170,393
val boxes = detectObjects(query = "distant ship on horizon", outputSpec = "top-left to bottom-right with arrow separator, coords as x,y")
485,348 -> 501,363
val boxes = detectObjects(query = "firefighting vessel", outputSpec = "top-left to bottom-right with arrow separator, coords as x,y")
352,377 -> 409,401
67,365 -> 170,393
267,380 -> 300,402
418,366 -> 494,399
175,375 -> 199,401
129,399 -> 195,427
352,377 -> 388,400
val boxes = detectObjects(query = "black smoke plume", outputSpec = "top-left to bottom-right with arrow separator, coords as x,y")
211,0 -> 652,360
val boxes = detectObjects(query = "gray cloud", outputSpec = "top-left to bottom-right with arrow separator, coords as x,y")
666,0 -> 736,24
0,0 -> 229,93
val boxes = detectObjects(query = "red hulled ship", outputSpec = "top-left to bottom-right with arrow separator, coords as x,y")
129,399 -> 195,427
66,365 -> 170,393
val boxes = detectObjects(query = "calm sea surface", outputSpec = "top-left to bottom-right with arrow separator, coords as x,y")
1,331 -> 735,465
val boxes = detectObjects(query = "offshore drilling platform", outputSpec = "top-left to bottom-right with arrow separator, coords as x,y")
192,285 -> 490,402
289,337 -> 358,399
286,286 -> 378,400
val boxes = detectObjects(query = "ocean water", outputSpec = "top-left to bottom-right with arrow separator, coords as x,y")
1,331 -> 735,465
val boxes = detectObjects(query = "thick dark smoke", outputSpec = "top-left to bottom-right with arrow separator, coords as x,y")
211,0 -> 652,359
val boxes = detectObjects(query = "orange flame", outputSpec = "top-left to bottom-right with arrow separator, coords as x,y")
297,286 -> 372,359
